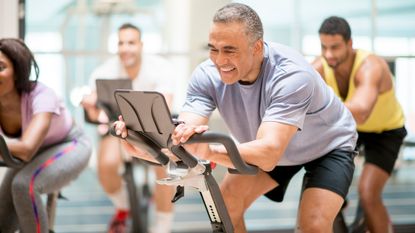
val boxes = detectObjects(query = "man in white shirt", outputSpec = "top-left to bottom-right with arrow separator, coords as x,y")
81,23 -> 175,233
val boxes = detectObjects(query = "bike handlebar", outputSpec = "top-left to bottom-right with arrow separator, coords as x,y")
110,125 -> 258,175
109,127 -> 170,166
83,102 -> 117,125
170,132 -> 258,175
0,135 -> 25,168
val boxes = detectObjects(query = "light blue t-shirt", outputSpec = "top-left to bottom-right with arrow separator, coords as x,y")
182,42 -> 357,165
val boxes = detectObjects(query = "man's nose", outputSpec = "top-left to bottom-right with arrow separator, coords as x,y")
324,50 -> 333,59
118,44 -> 129,53
215,52 -> 228,65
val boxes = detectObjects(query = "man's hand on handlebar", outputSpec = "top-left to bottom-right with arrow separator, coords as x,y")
172,123 -> 213,161
171,123 -> 209,145
81,92 -> 109,125
113,116 -> 215,162
113,115 -> 128,139
112,116 -> 155,160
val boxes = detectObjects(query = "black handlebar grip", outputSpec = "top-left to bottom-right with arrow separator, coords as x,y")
170,145 -> 199,169
181,132 -> 258,175
108,125 -> 119,138
0,135 -> 24,168
109,127 -> 170,166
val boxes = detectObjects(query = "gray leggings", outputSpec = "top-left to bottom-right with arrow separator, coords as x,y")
0,125 -> 92,233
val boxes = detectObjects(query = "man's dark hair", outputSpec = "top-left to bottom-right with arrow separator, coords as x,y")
118,23 -> 142,40
0,38 -> 39,93
213,3 -> 263,43
318,16 -> 351,41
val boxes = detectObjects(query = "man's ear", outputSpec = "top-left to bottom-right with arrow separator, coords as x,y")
347,39 -> 353,49
254,39 -> 264,55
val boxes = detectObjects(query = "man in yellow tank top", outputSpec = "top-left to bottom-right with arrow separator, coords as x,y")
312,16 -> 407,233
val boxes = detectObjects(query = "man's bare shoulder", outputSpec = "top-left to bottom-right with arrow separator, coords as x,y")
356,53 -> 389,79
355,53 -> 391,88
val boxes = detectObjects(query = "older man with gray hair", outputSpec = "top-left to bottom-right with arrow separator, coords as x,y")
115,3 -> 358,233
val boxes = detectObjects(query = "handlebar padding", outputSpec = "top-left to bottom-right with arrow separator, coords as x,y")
0,135 -> 24,168
174,132 -> 258,175
109,127 -> 170,166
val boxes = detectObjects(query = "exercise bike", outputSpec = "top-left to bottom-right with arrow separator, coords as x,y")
83,79 -> 152,233
111,90 -> 258,233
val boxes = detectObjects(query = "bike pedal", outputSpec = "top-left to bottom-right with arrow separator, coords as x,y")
172,186 -> 185,203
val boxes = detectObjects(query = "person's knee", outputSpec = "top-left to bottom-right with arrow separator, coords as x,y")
98,137 -> 122,164
298,215 -> 331,233
221,181 -> 239,200
359,188 -> 379,210
358,181 -> 381,207
98,149 -> 122,169
221,182 -> 245,217
11,176 -> 30,197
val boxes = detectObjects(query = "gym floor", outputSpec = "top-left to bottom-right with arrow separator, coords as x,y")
50,148 -> 415,233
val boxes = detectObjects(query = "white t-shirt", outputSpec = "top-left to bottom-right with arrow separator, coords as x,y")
90,54 -> 175,95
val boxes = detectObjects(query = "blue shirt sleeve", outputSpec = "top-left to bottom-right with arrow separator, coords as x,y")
181,63 -> 217,118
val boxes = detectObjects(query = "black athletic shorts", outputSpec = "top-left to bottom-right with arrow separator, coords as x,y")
264,149 -> 356,202
357,127 -> 407,174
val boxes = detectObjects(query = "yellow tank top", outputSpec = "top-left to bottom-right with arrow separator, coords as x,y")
322,49 -> 404,133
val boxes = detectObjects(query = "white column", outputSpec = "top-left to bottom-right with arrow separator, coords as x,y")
162,0 -> 230,111
188,0 -> 231,70
0,0 -> 19,38
162,0 -> 191,112
291,0 -> 302,51
370,0 -> 378,53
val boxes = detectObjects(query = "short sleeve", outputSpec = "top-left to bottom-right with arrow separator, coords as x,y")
263,71 -> 315,130
30,84 -> 61,115
181,65 -> 216,118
